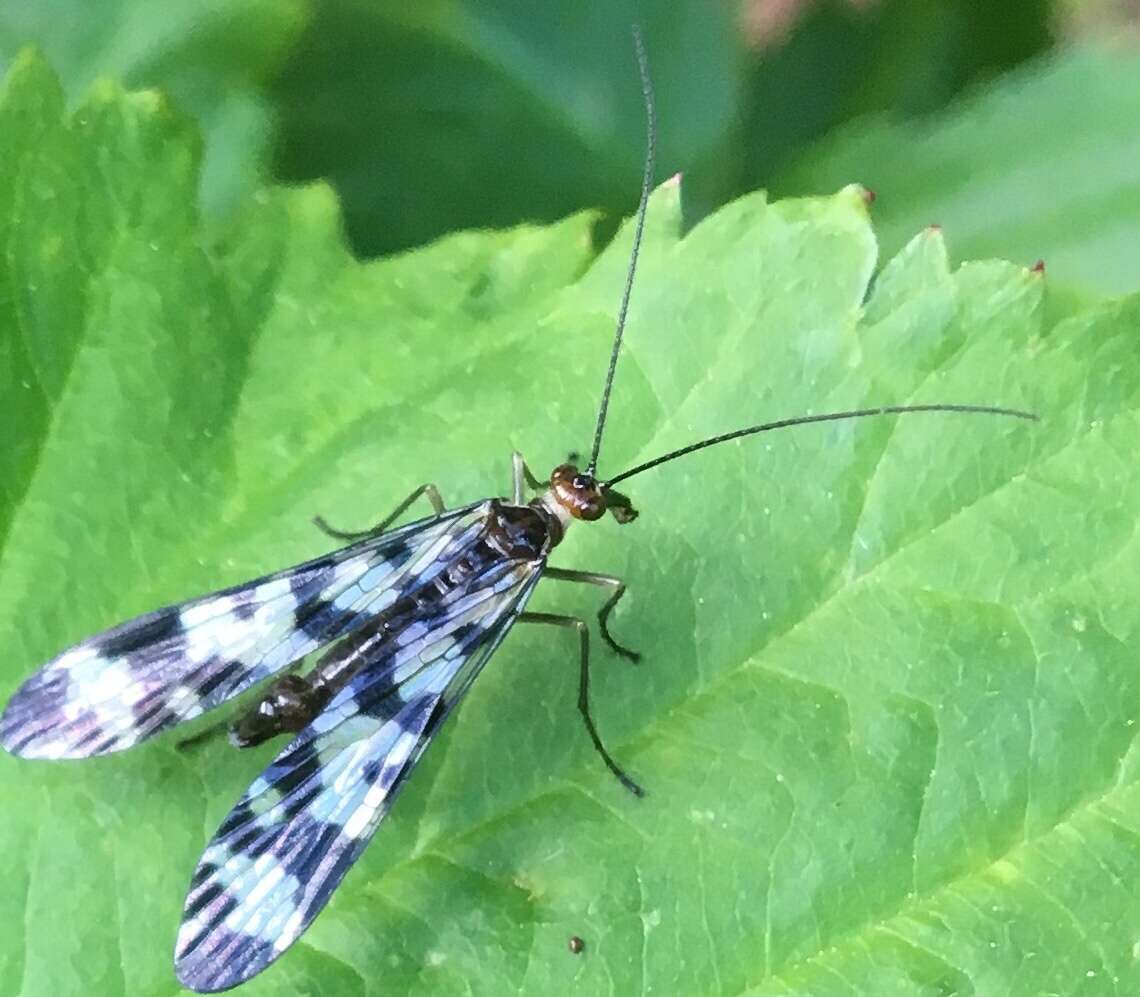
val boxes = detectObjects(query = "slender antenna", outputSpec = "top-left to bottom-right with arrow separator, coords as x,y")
586,25 -> 656,477
603,404 -> 1038,487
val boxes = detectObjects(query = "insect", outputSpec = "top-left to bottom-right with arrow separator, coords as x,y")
0,27 -> 1037,996
569,935 -> 586,955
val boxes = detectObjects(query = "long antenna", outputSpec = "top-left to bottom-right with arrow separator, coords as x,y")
586,24 -> 656,477
603,404 -> 1038,487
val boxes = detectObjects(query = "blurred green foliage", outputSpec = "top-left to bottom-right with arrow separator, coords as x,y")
775,44 -> 1140,297
703,0 -> 1053,222
271,2 -> 741,255
0,0 -> 1093,260
0,0 -> 307,219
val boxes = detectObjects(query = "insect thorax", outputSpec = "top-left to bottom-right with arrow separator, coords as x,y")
491,499 -> 563,557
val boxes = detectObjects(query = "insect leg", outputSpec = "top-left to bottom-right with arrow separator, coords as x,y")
175,715 -> 233,753
512,452 -> 546,503
543,568 -> 640,662
519,611 -> 643,796
314,483 -> 447,541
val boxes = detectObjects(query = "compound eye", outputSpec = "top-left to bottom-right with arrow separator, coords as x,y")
579,498 -> 606,521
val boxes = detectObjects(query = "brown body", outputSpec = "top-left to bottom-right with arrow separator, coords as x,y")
232,464 -> 629,748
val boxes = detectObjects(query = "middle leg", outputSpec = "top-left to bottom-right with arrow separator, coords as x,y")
543,567 -> 640,662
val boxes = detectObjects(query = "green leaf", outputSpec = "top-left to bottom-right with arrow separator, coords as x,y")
774,44 -> 1140,297
4,53 -> 1140,997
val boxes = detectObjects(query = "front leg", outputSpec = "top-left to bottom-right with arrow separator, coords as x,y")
512,451 -> 545,504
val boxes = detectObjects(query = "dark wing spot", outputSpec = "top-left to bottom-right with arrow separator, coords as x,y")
293,598 -> 365,646
289,571 -> 314,602
441,622 -> 487,668
68,726 -> 105,753
196,659 -> 240,700
361,757 -> 385,785
418,697 -> 447,742
232,598 -> 257,621
381,537 -> 414,567
190,861 -> 220,890
355,680 -> 406,724
178,930 -> 275,991
285,559 -> 339,603
97,606 -> 184,659
175,898 -> 241,966
24,668 -> 70,702
282,818 -> 342,884
273,737 -> 318,776
280,784 -> 323,822
217,799 -> 256,838
129,684 -> 187,736
293,597 -> 334,642
230,824 -> 276,860
131,703 -> 177,736
273,746 -> 323,799
183,880 -> 225,921
91,733 -> 123,755
305,832 -> 369,911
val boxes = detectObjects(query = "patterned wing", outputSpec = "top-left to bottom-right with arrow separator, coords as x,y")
174,556 -> 543,993
1,504 -> 489,759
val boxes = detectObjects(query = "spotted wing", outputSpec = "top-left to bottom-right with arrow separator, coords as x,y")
1,504 -> 489,759
174,556 -> 543,993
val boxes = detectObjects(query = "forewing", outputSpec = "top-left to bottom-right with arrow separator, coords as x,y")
174,558 -> 543,993
1,505 -> 488,759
